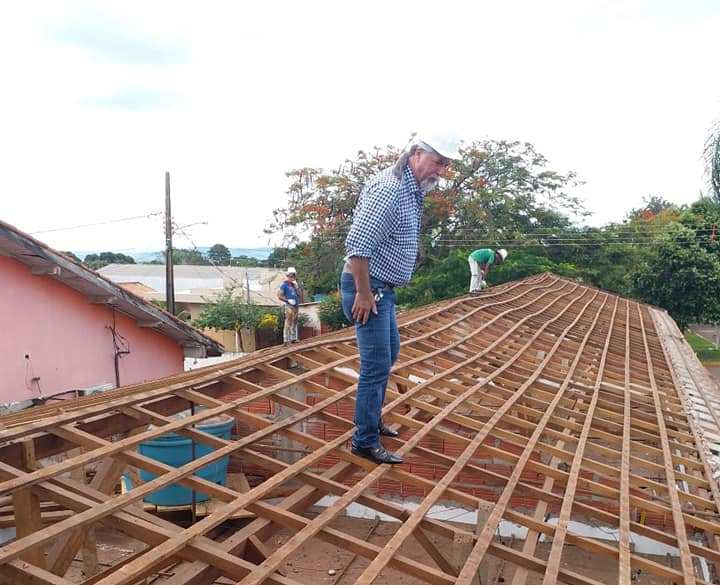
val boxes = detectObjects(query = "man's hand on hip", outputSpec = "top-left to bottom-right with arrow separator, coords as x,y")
352,290 -> 377,325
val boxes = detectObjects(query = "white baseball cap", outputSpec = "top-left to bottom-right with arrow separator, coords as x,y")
286,267 -> 297,275
409,132 -> 463,161
497,249 -> 508,261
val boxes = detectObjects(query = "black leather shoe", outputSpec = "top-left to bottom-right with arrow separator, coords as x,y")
351,444 -> 404,464
378,422 -> 399,438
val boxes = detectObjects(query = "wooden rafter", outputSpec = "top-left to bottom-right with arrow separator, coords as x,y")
1,273 -> 719,585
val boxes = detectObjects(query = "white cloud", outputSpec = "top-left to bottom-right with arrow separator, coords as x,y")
0,0 -> 718,254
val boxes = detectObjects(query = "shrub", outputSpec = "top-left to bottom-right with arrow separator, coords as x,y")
258,313 -> 279,330
318,293 -> 351,330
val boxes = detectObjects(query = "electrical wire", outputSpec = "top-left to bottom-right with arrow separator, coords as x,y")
31,212 -> 163,235
275,227 -> 717,247
292,226 -> 718,239
280,236 -> 717,249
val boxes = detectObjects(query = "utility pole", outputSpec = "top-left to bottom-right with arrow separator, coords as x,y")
164,171 -> 176,315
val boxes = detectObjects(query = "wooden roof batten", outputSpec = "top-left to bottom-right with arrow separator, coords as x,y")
1,273 -> 720,585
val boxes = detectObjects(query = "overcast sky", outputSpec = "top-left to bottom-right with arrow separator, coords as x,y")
1,1 -> 718,253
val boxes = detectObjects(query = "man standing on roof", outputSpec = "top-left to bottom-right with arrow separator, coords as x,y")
468,248 -> 507,293
277,267 -> 300,345
341,134 -> 459,465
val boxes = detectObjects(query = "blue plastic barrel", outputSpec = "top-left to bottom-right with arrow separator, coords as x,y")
125,417 -> 235,506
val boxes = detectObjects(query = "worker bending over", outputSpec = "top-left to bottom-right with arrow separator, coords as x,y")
468,248 -> 507,292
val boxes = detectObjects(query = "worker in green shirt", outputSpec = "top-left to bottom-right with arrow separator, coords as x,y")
468,248 -> 508,292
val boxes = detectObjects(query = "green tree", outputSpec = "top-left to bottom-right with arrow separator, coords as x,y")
628,195 -> 678,220
230,255 -> 264,267
267,140 -> 582,295
536,229 -> 644,297
425,140 -> 583,259
193,289 -> 243,330
171,248 -> 208,265
631,225 -> 720,330
266,247 -> 291,268
193,288 -> 284,331
62,251 -> 82,263
318,293 -> 351,330
679,198 -> 720,250
84,251 -> 136,270
207,243 -> 232,265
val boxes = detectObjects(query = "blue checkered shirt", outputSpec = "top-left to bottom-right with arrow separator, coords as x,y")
345,165 -> 424,286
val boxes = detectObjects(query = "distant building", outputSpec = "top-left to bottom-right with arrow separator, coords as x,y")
100,264 -> 288,320
100,264 -> 321,331
0,220 -> 223,409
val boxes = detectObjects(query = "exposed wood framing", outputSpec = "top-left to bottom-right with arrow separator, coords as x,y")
1,274 -> 719,585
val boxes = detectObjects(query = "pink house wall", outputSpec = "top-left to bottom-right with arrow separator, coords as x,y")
0,255 -> 184,404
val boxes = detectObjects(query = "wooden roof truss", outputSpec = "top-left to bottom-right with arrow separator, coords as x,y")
1,274 -> 719,585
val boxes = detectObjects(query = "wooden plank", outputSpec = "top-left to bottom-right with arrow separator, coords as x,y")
13,440 -> 46,569
636,305 -> 697,585
618,300 -> 633,584
47,449 -> 129,575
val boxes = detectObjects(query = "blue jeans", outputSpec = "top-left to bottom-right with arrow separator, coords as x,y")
340,272 -> 400,448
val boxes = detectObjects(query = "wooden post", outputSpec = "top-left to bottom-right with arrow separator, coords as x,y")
12,440 -> 45,569
452,531 -> 475,581
274,384 -> 307,465
476,502 -> 491,584
81,526 -> 99,578
47,455 -> 126,576
72,448 -> 99,578
165,171 -> 175,315
452,503 -> 491,584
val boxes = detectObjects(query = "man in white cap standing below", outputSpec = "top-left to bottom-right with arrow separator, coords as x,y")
340,134 -> 459,464
277,267 -> 300,345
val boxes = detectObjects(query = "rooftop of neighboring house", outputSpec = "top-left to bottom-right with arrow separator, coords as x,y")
102,263 -> 295,307
116,281 -> 158,297
98,263 -> 286,294
0,219 -> 223,357
147,287 -> 284,307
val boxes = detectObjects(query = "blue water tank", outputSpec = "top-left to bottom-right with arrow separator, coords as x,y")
126,417 -> 235,506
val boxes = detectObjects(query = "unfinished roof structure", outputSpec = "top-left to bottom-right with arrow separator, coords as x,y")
2,273 -> 720,585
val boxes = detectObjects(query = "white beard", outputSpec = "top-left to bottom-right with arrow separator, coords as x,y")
419,176 -> 439,192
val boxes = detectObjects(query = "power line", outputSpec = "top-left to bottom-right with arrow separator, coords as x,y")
422,224 -> 718,235
435,238 -> 715,248
31,212 -> 163,235
281,223 -> 716,242
285,234 -> 717,248
431,235 -> 717,245
279,226 -> 717,243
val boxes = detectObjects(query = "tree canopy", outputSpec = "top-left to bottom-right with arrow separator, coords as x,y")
267,140 -> 583,296
171,248 -> 209,265
263,136 -> 720,331
632,224 -> 720,330
207,243 -> 232,265
84,251 -> 136,270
